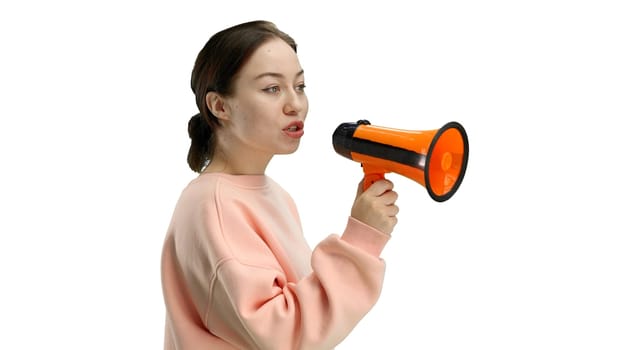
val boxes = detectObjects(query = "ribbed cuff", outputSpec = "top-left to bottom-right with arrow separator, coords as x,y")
340,217 -> 391,257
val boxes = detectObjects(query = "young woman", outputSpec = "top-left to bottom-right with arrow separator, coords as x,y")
161,20 -> 399,350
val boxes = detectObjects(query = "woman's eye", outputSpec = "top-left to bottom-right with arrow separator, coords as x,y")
264,86 -> 280,93
296,83 -> 306,92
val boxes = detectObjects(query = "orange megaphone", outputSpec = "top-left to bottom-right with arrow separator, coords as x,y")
332,120 -> 469,202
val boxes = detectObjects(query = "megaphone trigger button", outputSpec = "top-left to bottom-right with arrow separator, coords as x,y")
357,119 -> 371,125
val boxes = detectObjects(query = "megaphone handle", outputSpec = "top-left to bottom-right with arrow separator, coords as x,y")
362,163 -> 386,191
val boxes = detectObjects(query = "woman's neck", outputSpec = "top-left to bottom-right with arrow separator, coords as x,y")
202,152 -> 272,175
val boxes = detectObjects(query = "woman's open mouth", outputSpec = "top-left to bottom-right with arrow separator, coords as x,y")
283,121 -> 304,138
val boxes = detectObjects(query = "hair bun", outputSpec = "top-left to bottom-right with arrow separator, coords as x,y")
188,113 -> 209,139
187,113 -> 212,172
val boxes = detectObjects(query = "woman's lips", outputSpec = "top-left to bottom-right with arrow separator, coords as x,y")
283,121 -> 304,138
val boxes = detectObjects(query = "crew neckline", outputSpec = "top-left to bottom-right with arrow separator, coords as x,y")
198,172 -> 270,188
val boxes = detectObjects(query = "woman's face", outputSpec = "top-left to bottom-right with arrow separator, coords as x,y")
220,38 -> 308,163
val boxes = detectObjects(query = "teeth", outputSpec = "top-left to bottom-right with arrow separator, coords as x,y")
287,126 -> 298,131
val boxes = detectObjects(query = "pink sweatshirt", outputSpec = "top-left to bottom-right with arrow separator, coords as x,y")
161,173 -> 390,350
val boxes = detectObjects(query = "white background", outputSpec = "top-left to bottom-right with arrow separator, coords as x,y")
1,0 -> 621,349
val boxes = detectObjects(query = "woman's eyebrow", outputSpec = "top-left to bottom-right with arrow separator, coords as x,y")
254,69 -> 304,80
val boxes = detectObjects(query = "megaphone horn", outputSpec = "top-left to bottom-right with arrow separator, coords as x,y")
332,120 -> 469,202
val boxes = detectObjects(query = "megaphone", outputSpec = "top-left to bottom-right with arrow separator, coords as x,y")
332,120 -> 469,202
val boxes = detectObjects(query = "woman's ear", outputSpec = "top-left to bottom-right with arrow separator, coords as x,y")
206,92 -> 230,121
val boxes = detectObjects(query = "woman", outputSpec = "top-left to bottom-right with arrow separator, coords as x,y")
161,20 -> 399,350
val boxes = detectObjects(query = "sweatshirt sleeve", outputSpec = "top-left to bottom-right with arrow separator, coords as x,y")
200,216 -> 390,350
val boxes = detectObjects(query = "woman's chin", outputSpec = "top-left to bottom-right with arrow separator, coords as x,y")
277,144 -> 300,155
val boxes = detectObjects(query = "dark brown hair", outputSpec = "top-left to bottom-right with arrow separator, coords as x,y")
186,20 -> 298,173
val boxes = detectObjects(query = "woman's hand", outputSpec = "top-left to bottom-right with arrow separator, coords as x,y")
350,179 -> 399,235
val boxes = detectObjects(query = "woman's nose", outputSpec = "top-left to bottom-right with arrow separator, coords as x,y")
283,89 -> 306,115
